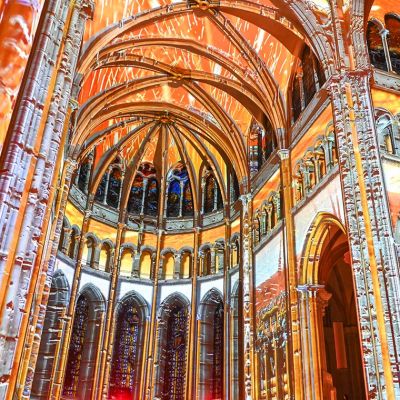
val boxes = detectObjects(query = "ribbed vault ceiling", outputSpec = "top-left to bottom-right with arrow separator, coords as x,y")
71,0 -> 334,198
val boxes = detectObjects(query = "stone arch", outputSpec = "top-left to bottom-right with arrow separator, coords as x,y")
197,288 -> 224,400
31,270 -> 70,399
119,242 -> 136,277
298,212 -> 366,400
139,246 -> 155,279
99,239 -> 114,272
153,293 -> 190,400
109,290 -> 149,400
83,233 -> 100,269
62,284 -> 106,399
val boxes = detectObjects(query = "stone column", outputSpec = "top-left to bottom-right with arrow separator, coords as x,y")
239,194 -> 255,400
102,167 -> 111,205
278,148 -> 302,400
0,0 -> 94,397
329,70 -> 400,398
380,29 -> 393,73
98,223 -> 125,399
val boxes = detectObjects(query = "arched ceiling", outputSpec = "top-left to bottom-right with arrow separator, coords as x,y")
71,0 -> 335,196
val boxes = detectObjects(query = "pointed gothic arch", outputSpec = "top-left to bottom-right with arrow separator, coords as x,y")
197,289 -> 224,400
299,213 -> 366,400
62,284 -> 106,399
109,291 -> 149,400
153,293 -> 190,400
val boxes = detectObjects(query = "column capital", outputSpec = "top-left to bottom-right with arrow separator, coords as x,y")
278,149 -> 290,160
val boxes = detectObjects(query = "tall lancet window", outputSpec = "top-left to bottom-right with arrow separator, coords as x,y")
107,167 -> 122,208
109,298 -> 141,399
212,300 -> 224,399
203,168 -> 223,214
63,295 -> 89,397
385,14 -> 400,74
162,305 -> 188,400
167,164 -> 193,218
367,21 -> 388,71
128,163 -> 159,216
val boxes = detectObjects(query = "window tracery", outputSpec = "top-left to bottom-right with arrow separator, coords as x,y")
63,294 -> 89,397
202,167 -> 223,214
212,300 -> 224,399
290,46 -> 325,123
367,14 -> 400,74
128,163 -> 159,216
162,305 -> 188,400
249,119 -> 276,175
109,298 -> 141,399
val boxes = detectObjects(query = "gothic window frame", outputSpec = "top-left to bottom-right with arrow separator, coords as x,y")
109,291 -> 148,400
166,163 -> 194,218
198,289 -> 224,400
32,271 -> 70,398
154,293 -> 190,400
128,162 -> 159,217
62,285 -> 105,399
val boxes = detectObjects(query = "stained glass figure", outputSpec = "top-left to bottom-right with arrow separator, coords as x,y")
167,179 -> 181,217
212,301 -> 224,399
128,174 -> 144,214
109,298 -> 141,399
167,164 -> 193,218
128,163 -> 159,216
107,168 -> 122,208
367,21 -> 388,71
95,173 -> 107,202
78,158 -> 91,193
162,305 -> 188,400
63,295 -> 89,397
204,174 -> 216,213
386,15 -> 400,74
145,177 -> 159,216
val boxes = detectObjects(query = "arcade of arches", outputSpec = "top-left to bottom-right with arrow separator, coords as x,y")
0,0 -> 400,399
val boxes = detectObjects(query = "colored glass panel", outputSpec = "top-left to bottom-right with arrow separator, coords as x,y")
386,15 -> 400,74
162,305 -> 188,400
128,175 -> 144,214
63,295 -> 89,397
109,299 -> 140,399
367,21 -> 388,71
213,301 -> 224,399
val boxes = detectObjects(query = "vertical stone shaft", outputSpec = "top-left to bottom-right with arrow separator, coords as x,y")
146,125 -> 168,400
330,71 -> 400,398
0,1 -> 92,397
186,227 -> 200,399
98,222 -> 125,399
279,149 -> 303,400
18,156 -> 77,399
50,199 -> 94,399
240,194 -> 255,399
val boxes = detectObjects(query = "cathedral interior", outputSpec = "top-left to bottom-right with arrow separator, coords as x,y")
0,0 -> 400,399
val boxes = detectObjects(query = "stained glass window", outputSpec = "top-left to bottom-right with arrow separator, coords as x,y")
109,298 -> 141,399
230,172 -> 240,203
63,295 -> 89,397
128,163 -> 159,216
292,75 -> 302,122
167,179 -> 181,217
204,175 -> 216,213
302,46 -> 316,106
212,300 -> 224,399
95,173 -> 107,202
167,164 -> 193,218
128,175 -> 144,214
107,168 -> 122,208
386,15 -> 400,74
78,158 -> 91,193
162,305 -> 188,400
145,178 -> 158,216
367,21 -> 388,71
